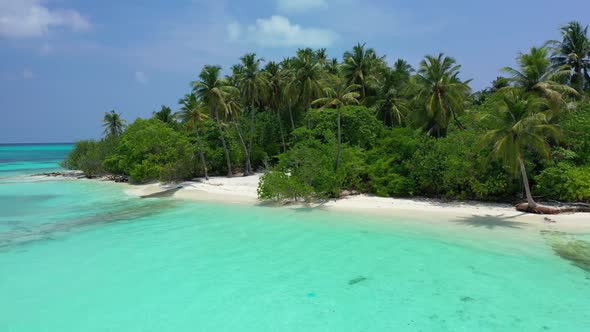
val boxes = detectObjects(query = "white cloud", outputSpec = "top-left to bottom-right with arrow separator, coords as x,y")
22,68 -> 34,79
227,22 -> 241,41
228,16 -> 337,48
277,0 -> 327,13
0,0 -> 90,38
134,71 -> 148,84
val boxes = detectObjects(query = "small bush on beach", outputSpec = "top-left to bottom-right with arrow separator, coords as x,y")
62,137 -> 118,177
103,119 -> 195,183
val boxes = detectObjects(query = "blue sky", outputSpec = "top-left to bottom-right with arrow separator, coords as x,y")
1,0 -> 589,143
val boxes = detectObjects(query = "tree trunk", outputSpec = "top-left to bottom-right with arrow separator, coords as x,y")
336,107 -> 342,170
572,66 -> 583,95
233,120 -> 250,176
277,109 -> 287,153
288,102 -> 295,131
246,103 -> 255,175
215,106 -> 232,177
519,157 -> 536,209
194,125 -> 208,180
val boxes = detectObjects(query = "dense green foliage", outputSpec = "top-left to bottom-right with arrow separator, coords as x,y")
103,119 -> 195,183
64,21 -> 590,203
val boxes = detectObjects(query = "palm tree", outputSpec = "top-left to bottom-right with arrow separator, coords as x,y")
480,89 -> 560,210
192,65 -> 233,177
280,57 -> 298,130
153,105 -> 175,125
264,61 -> 287,152
288,50 -> 326,114
341,43 -> 382,100
502,46 -> 577,103
235,53 -> 268,175
548,21 -> 590,94
312,79 -> 361,169
375,59 -> 413,126
102,110 -> 126,137
178,93 -> 209,180
414,53 -> 471,137
223,85 -> 251,176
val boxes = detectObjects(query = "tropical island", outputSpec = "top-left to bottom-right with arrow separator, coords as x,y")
62,21 -> 590,216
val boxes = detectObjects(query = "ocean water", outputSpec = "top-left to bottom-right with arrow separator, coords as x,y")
0,144 -> 589,331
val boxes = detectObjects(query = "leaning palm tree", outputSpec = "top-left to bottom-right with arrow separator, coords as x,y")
548,21 -> 590,94
502,46 -> 577,103
192,65 -> 233,177
223,85 -> 252,176
414,53 -> 471,138
312,79 -> 361,169
178,93 -> 209,180
341,43 -> 382,100
480,89 -> 560,211
235,53 -> 269,175
102,110 -> 126,137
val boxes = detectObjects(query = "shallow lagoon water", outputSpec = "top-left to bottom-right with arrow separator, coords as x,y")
1,144 -> 589,331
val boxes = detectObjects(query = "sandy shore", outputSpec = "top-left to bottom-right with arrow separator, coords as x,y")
124,173 -> 590,233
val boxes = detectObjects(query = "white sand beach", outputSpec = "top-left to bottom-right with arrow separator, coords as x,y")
124,173 -> 590,233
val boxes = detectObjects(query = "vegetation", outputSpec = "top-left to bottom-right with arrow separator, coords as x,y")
64,21 -> 590,208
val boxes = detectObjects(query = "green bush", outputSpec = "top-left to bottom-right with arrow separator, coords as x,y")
366,128 -> 423,196
104,119 -> 196,182
305,106 -> 383,149
257,133 -> 366,201
535,163 -> 590,202
62,137 -> 118,177
257,171 -> 313,201
561,102 -> 590,164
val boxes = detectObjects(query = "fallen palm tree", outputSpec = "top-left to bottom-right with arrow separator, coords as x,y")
516,202 -> 590,214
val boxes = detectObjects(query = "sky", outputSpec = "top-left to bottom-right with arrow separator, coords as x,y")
1,0 -> 589,143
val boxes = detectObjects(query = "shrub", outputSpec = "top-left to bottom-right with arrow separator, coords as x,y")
104,119 -> 195,182
535,163 -> 590,202
257,133 -> 366,201
62,137 -> 118,177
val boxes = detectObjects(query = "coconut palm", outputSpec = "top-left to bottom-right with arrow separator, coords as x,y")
548,21 -> 590,94
178,93 -> 209,180
341,43 -> 383,100
152,105 -> 175,125
224,85 -> 252,176
502,46 -> 577,103
192,65 -> 233,177
264,61 -> 287,152
102,110 -> 126,137
288,50 -> 326,113
414,53 -> 471,138
374,59 -> 413,126
480,89 -> 560,210
280,57 -> 298,130
312,79 -> 361,169
235,53 -> 268,175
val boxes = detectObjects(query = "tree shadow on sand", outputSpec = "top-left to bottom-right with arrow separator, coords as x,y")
451,213 -> 529,230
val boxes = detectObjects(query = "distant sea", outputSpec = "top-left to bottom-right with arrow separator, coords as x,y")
1,143 -> 589,331
0,143 -> 73,176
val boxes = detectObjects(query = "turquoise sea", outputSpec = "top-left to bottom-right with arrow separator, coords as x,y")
0,144 -> 589,331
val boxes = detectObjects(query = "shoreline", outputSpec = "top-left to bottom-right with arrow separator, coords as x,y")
122,173 -> 590,234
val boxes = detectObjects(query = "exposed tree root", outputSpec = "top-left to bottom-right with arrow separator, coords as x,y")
516,203 -> 590,214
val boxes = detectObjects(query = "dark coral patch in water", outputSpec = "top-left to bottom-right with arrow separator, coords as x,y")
543,231 -> 590,273
348,276 -> 368,285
